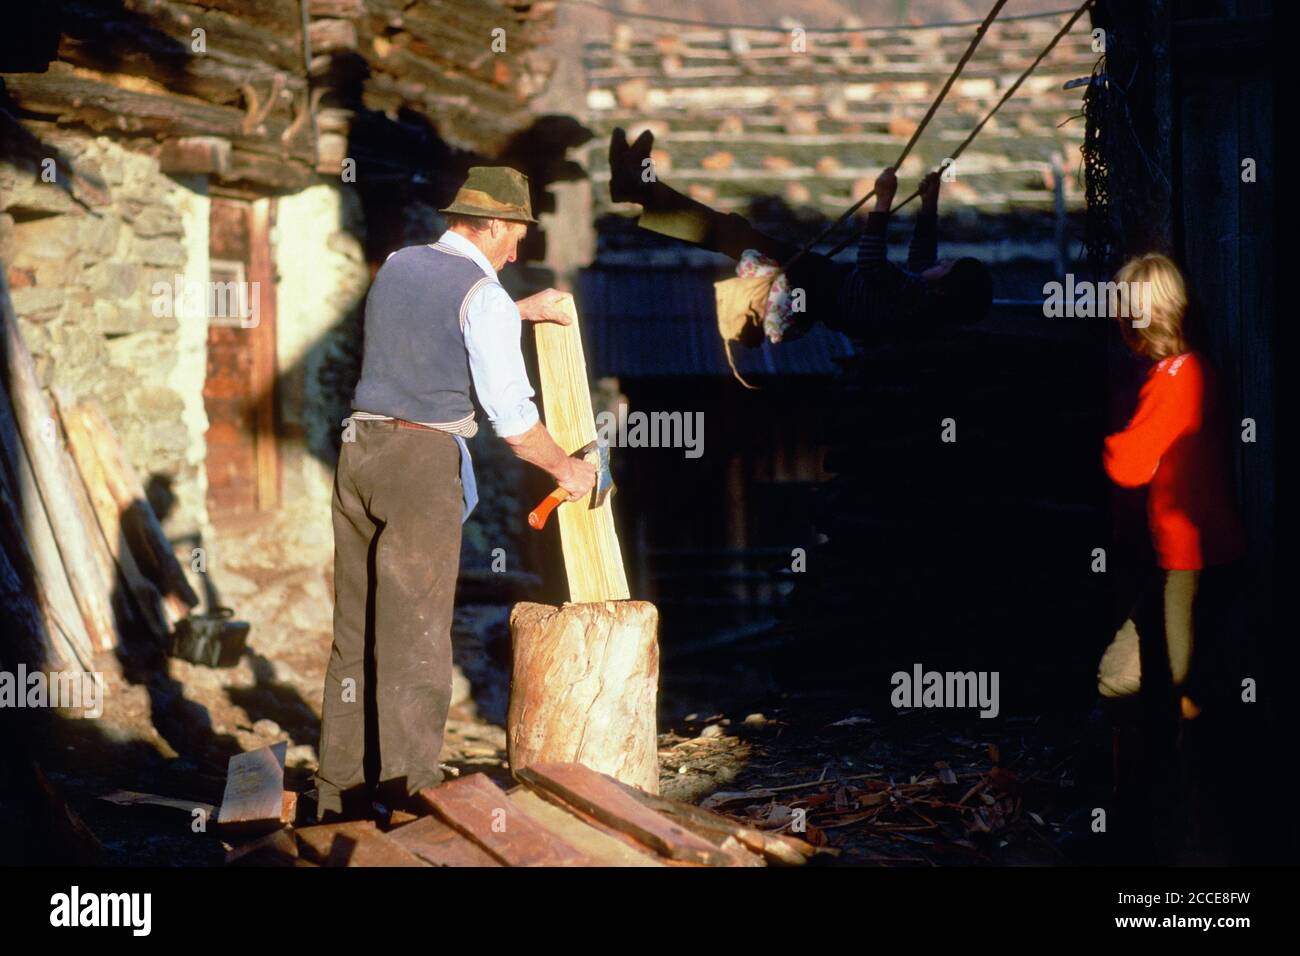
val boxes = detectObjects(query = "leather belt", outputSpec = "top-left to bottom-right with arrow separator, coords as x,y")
394,418 -> 439,432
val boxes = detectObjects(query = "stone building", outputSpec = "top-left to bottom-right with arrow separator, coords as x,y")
1,0 -> 562,607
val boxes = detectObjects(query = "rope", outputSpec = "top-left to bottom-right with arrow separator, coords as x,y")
567,0 -> 1083,35
779,0 -> 1008,274
826,0 -> 1096,255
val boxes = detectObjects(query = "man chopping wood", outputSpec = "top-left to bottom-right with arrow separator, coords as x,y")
314,167 -> 596,822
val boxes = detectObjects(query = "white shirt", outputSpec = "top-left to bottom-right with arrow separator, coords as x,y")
404,229 -> 541,439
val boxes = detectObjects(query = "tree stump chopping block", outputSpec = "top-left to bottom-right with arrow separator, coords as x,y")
508,600 -> 660,795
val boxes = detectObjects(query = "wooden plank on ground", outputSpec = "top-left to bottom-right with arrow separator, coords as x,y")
385,815 -> 503,867
515,762 -> 732,866
293,819 -> 426,866
294,820 -> 376,865
226,828 -> 304,866
325,829 -> 428,867
532,296 -> 629,603
610,778 -> 816,866
505,787 -> 666,867
217,742 -> 286,832
418,773 -> 594,867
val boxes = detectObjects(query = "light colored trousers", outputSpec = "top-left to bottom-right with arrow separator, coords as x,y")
1098,570 -> 1199,698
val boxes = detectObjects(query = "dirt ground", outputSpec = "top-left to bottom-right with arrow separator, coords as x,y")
16,503 -> 1120,867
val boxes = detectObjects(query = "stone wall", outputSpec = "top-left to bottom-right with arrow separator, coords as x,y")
1,130 -> 212,545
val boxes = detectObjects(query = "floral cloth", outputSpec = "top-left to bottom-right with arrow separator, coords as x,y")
736,249 -> 810,344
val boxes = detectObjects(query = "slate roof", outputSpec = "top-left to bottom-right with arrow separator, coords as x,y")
578,12 -> 1098,257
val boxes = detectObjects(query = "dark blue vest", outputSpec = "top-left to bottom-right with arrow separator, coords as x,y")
353,242 -> 495,430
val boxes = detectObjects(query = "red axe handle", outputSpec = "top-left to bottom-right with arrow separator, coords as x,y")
528,488 -> 568,530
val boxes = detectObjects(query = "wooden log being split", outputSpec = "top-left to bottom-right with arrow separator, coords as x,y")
532,296 -> 628,604
508,600 -> 659,793
1,268 -> 116,652
512,295 -> 659,792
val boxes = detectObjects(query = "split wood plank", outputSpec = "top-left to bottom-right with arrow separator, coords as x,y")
385,815 -> 503,867
532,296 -> 629,603
417,773 -> 595,867
54,392 -> 171,642
505,787 -> 666,867
217,742 -> 286,832
292,819 -> 427,867
226,828 -> 304,866
65,399 -> 199,622
507,600 -> 659,793
326,829 -> 428,867
515,762 -> 732,866
0,268 -> 116,652
610,779 -> 817,866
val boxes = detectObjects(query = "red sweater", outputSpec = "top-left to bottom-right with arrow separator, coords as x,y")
1103,352 -> 1247,570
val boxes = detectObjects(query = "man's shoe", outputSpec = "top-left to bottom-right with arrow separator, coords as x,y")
609,127 -> 655,204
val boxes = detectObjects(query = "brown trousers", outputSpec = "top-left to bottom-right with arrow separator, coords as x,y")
315,418 -> 463,816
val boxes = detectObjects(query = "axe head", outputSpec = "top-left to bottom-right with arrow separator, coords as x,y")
571,440 -> 615,509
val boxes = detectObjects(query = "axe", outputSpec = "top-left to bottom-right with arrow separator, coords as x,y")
527,440 -> 615,530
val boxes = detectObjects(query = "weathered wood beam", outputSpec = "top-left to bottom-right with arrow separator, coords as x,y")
159,136 -> 233,176
59,1 -> 306,109
65,401 -> 200,622
309,0 -> 364,18
54,393 -> 171,645
1,271 -> 118,653
2,65 -> 315,166
308,18 -> 358,55
121,0 -> 303,73
180,0 -> 303,33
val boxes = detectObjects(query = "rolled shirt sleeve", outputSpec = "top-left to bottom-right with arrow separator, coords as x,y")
462,282 -> 541,438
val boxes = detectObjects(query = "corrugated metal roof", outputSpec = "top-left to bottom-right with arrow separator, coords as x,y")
575,267 -> 857,378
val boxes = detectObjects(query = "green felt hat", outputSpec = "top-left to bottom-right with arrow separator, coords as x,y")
439,166 -> 537,224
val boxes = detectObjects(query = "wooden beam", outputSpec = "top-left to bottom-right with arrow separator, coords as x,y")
0,66 -> 314,166
1,269 -> 117,652
515,762 -> 732,865
505,787 -> 666,866
54,394 -> 172,644
217,742 -> 287,834
68,401 -> 199,620
417,773 -> 595,867
610,778 -> 816,865
248,199 -> 281,511
532,297 -> 629,603
384,815 -> 503,867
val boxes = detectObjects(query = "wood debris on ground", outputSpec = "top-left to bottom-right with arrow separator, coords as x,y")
223,760 -> 825,868
671,710 -> 1077,866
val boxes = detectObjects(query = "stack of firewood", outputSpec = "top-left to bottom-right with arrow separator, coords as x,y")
1,272 -> 198,674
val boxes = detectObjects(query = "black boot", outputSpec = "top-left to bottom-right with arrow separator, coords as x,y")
609,127 -> 655,204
